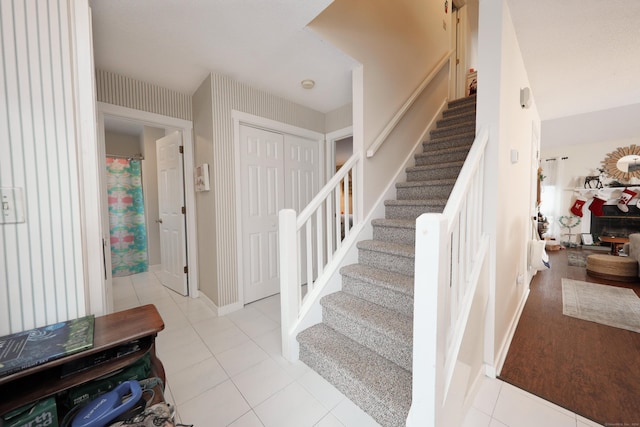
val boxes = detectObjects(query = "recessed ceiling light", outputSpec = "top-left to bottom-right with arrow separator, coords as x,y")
301,79 -> 315,89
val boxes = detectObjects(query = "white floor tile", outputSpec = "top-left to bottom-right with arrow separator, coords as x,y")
231,357 -> 295,407
228,410 -> 266,427
493,383 -> 577,427
216,339 -> 270,377
252,328 -> 282,357
471,376 -> 502,417
462,406 -> 492,427
157,328 -> 212,375
315,413 -> 346,427
297,370 -> 346,411
167,356 -> 229,405
113,271 -> 592,427
200,324 -> 251,355
178,379 -> 250,427
577,415 -> 604,426
330,398 -> 382,427
254,382 -> 328,427
231,311 -> 279,339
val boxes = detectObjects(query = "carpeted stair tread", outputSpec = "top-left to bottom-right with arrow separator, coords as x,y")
357,239 -> 415,259
371,218 -> 416,230
396,178 -> 456,189
405,160 -> 464,181
321,291 -> 413,345
341,263 -> 414,297
424,131 -> 476,150
447,94 -> 476,108
436,111 -> 477,128
430,121 -> 476,139
297,323 -> 412,427
341,263 -> 415,317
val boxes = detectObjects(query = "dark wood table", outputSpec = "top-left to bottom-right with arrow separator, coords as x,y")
0,304 -> 165,418
598,236 -> 630,255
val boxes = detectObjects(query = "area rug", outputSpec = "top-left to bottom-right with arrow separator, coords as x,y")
561,278 -> 640,333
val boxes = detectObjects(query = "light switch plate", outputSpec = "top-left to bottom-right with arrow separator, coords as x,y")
1,187 -> 26,224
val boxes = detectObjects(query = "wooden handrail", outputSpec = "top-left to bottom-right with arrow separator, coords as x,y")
366,49 -> 455,158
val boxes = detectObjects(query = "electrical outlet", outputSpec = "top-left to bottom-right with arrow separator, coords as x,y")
1,187 -> 26,224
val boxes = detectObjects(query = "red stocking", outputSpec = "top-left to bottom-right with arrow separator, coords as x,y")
570,196 -> 587,217
588,193 -> 607,216
617,188 -> 637,212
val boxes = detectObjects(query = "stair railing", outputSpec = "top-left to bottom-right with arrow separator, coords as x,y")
407,126 -> 490,426
279,152 -> 362,360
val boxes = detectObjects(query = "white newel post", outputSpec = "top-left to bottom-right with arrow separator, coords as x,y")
279,209 -> 299,361
407,213 -> 448,427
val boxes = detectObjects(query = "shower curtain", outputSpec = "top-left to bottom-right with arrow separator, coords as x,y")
106,157 -> 149,277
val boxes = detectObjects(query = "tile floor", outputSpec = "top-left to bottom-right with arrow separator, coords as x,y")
113,270 -> 604,427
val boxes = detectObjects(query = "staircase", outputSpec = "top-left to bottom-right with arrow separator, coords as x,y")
296,95 -> 477,427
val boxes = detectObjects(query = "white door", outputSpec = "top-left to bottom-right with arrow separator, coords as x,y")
156,131 -> 188,295
240,126 -> 285,303
239,125 -> 320,303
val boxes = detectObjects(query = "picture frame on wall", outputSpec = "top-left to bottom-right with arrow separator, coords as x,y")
581,233 -> 594,245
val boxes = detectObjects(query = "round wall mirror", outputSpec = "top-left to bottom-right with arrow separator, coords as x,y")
601,144 -> 640,182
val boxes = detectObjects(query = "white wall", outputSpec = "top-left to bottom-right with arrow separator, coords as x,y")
310,0 -> 452,213
105,131 -> 141,157
0,0 -> 88,334
477,0 -> 542,372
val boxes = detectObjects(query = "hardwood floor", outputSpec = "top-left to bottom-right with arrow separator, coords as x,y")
499,248 -> 640,426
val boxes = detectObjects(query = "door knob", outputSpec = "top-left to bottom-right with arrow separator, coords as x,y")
156,218 -> 163,224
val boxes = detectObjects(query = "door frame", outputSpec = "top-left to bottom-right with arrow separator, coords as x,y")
97,102 -> 199,301
325,126 -> 353,183
232,110 -> 325,306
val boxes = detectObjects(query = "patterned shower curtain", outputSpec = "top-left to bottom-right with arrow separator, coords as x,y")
106,157 -> 149,277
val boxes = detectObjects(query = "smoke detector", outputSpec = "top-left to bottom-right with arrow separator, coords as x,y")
301,79 -> 315,89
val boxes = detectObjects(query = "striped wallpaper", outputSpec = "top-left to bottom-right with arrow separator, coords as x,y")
0,0 -> 85,335
95,69 -> 192,121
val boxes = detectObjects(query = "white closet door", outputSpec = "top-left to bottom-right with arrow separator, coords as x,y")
240,126 -> 285,303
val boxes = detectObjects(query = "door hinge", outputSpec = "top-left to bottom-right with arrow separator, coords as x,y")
179,145 -> 184,154
457,18 -> 460,24
456,58 -> 460,65
181,206 -> 186,214
184,265 -> 188,274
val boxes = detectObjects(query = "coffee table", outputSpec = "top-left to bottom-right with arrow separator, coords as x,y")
598,236 -> 629,256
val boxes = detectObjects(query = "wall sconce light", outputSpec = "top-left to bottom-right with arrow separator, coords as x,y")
520,87 -> 531,109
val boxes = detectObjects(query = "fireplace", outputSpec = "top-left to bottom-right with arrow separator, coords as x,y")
590,205 -> 640,240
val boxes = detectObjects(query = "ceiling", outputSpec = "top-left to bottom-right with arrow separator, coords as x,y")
92,0 -> 640,145
90,0 -> 357,116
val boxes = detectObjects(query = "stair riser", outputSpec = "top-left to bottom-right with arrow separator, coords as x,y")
322,306 -> 413,372
444,98 -> 476,113
396,184 -> 453,200
342,276 -> 414,317
406,166 -> 462,181
372,224 -> 415,246
298,344 -> 407,427
359,248 -> 414,276
443,104 -> 476,118
385,204 -> 444,220
436,113 -> 476,128
430,122 -> 476,139
415,150 -> 469,166
424,134 -> 475,152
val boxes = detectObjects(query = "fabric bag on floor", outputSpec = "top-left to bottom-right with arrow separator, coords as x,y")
529,218 -> 550,271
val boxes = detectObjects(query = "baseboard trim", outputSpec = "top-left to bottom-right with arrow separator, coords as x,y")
493,287 -> 530,376
198,292 -> 243,316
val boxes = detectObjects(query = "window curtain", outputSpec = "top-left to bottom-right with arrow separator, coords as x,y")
106,157 -> 148,277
